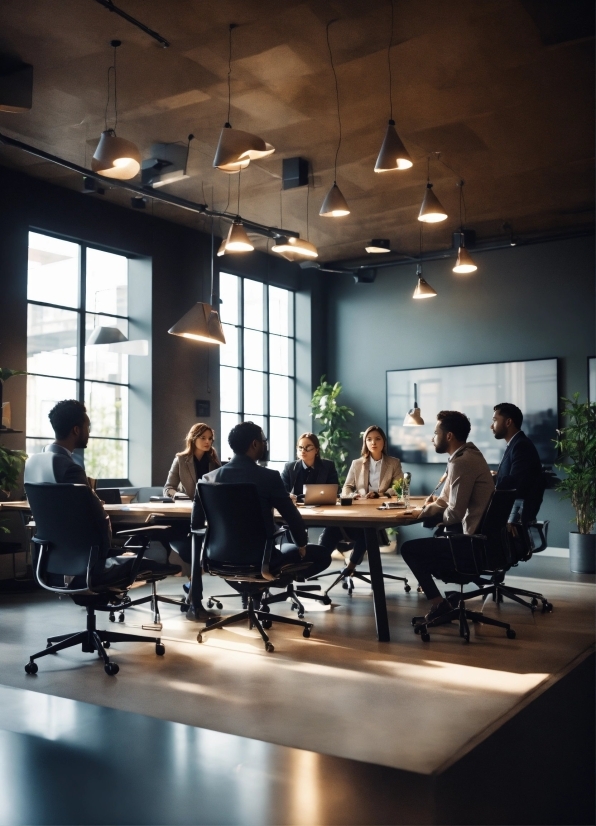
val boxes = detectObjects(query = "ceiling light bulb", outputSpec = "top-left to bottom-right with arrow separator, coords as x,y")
453,245 -> 477,274
225,219 -> 254,252
365,239 -> 391,253
319,182 -> 350,217
418,182 -> 447,223
168,302 -> 226,345
92,130 -> 141,180
213,125 -> 275,173
374,121 -> 413,172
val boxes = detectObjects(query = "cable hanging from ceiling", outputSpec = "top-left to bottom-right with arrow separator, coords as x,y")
453,180 -> 478,273
418,153 -> 448,223
320,19 -> 350,217
413,222 -> 437,299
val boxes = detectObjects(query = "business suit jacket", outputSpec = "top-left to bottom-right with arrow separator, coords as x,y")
281,458 -> 339,494
202,454 -> 308,547
164,451 -> 221,498
342,454 -> 403,498
495,430 -> 544,522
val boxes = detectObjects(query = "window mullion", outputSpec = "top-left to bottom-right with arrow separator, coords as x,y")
78,244 -> 86,404
239,277 -> 244,418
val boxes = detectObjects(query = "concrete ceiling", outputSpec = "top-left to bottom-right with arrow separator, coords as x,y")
0,0 -> 593,262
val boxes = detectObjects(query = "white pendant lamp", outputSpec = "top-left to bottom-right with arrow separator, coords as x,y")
168,303 -> 226,345
86,325 -> 148,355
375,120 -> 412,172
226,218 -> 254,252
319,183 -> 350,217
418,182 -> 448,223
403,383 -> 424,425
413,267 -> 438,299
213,125 -> 274,173
453,243 -> 477,274
365,239 -> 391,253
217,238 -> 227,256
272,236 -> 318,260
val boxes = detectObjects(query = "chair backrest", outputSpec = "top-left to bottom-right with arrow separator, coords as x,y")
25,483 -> 111,576
196,482 -> 269,571
24,451 -> 60,484
478,489 -> 518,570
96,487 -> 122,504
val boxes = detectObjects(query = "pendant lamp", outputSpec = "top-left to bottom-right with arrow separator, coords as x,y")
413,265 -> 438,299
217,238 -> 227,256
168,303 -> 226,345
375,120 -> 412,172
86,325 -> 148,355
272,236 -> 318,260
418,182 -> 447,223
225,218 -> 254,252
452,183 -> 477,273
92,41 -> 140,181
365,239 -> 391,253
403,383 -> 424,425
320,21 -> 349,218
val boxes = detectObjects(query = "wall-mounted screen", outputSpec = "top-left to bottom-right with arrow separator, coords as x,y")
387,358 -> 558,465
589,357 -> 595,403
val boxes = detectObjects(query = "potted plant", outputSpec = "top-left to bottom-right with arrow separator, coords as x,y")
310,376 -> 354,486
0,368 -> 26,429
0,444 -> 27,504
554,394 -> 596,573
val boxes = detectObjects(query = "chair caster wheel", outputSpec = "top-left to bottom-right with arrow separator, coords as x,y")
506,629 -> 516,639
180,603 -> 189,612
260,604 -> 270,613
543,602 -> 553,613
262,619 -> 272,629
290,603 -> 297,610
341,580 -> 349,590
197,634 -> 203,644
297,611 -> 305,619
25,661 -> 38,675
265,643 -> 274,653
303,625 -> 312,638
103,640 -> 110,649
118,613 -> 125,623
404,585 -> 411,593
420,633 -> 430,642
104,662 -> 119,676
207,600 -> 214,608
322,597 -> 332,605
417,586 -> 423,593
109,613 -> 115,622
215,601 -> 223,610
156,643 -> 165,656
414,625 -> 422,635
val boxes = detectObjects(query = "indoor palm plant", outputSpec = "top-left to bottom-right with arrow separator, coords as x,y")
554,394 -> 596,573
0,368 -> 27,511
310,376 -> 354,485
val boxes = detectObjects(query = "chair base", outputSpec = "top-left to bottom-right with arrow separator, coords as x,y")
207,583 -> 332,616
445,579 -> 554,614
196,594 -> 313,652
412,598 -> 516,644
25,605 -> 164,676
112,580 -> 188,630
312,567 -> 410,598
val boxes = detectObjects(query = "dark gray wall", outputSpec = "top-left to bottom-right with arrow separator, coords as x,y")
324,236 -> 596,547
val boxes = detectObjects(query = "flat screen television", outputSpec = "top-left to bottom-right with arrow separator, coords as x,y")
589,357 -> 596,403
387,358 -> 558,465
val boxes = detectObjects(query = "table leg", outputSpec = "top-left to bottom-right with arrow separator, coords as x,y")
364,527 -> 390,642
190,534 -> 203,612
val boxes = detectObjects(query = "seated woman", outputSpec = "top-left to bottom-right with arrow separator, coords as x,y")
163,423 -> 221,621
339,425 -> 403,574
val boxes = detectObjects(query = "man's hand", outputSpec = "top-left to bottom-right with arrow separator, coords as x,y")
298,546 -> 307,558
365,491 -> 379,499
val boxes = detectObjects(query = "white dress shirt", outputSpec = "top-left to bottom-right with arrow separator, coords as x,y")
368,457 -> 383,492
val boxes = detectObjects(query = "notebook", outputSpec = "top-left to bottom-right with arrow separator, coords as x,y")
303,484 -> 339,506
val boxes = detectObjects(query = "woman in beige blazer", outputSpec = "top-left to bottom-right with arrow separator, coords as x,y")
164,423 -> 221,500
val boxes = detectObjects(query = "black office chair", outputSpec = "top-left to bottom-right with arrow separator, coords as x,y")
412,490 -> 518,643
192,482 -> 314,652
24,483 -> 175,676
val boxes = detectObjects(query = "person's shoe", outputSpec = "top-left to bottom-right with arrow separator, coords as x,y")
423,599 -> 453,624
182,581 -> 190,595
185,602 -> 219,622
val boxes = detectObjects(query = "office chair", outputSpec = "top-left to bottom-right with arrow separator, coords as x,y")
412,490 -> 518,643
192,482 -> 314,652
309,529 -> 411,598
24,483 -> 175,676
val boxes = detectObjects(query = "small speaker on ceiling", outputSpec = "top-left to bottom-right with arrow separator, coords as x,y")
282,157 -> 309,190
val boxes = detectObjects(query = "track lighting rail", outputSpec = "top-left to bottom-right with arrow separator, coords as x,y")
92,0 -> 170,48
0,131 -> 298,241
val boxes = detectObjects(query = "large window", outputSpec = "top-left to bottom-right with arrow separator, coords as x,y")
219,273 -> 295,468
26,231 -> 130,479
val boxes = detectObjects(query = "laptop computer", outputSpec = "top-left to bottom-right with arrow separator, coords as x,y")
303,483 -> 339,506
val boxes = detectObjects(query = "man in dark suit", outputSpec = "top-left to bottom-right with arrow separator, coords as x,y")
491,402 -> 544,522
202,421 -> 332,579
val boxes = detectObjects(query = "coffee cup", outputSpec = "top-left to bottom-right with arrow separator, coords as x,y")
340,496 -> 353,506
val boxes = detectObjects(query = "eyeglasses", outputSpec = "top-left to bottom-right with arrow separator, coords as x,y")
296,445 -> 316,453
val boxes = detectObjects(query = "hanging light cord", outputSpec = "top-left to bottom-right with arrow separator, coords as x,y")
306,173 -> 310,239
418,222 -> 423,270
237,169 -> 241,215
326,20 -> 342,182
460,181 -> 467,231
104,42 -> 119,132
226,24 -> 237,126
387,0 -> 394,120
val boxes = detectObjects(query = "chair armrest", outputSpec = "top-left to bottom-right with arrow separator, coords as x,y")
190,527 -> 206,536
116,525 -> 172,537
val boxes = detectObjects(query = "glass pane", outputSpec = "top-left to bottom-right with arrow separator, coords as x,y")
244,329 -> 266,371
219,412 -> 240,460
269,417 -> 293,462
245,415 -> 267,437
27,231 -> 80,308
269,286 -> 293,336
270,375 -> 294,418
220,366 -> 240,412
85,438 -> 128,480
25,438 -> 52,456
269,335 -> 294,376
244,370 -> 266,415
244,279 -> 264,331
86,248 -> 128,316
27,304 -> 79,378
85,315 -> 128,383
26,375 -> 79,438
85,382 -> 128,440
220,324 -> 239,367
219,272 -> 239,325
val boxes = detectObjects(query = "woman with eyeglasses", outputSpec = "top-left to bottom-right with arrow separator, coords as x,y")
281,432 -> 339,501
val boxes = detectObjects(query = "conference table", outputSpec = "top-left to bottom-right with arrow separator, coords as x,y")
1,497 -> 426,642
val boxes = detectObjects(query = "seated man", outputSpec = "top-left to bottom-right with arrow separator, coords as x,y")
400,410 -> 494,623
202,421 -> 331,579
491,402 -> 544,523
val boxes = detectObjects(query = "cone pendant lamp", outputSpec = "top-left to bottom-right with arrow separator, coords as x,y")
319,182 -> 350,217
375,120 -> 412,172
225,218 -> 254,252
418,182 -> 447,223
92,130 -> 141,180
453,243 -> 477,273
217,238 -> 227,256
168,303 -> 226,345
403,383 -> 424,425
213,124 -> 274,173
412,263 -> 437,299
272,236 -> 318,260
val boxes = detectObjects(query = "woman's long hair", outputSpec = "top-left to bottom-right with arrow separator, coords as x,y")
360,425 -> 388,458
177,423 -> 218,461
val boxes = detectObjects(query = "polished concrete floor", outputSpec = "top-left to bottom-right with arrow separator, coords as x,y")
0,552 -> 593,776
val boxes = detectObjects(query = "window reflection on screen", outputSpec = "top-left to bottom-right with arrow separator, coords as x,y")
387,359 -> 558,465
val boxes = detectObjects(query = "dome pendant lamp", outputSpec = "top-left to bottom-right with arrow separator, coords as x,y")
91,41 -> 140,181
365,238 -> 391,253
374,3 -> 412,173
320,21 -> 350,217
452,182 -> 477,273
213,25 -> 274,173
